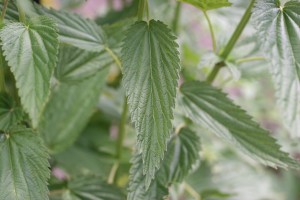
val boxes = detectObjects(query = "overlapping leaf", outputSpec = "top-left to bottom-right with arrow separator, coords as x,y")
180,81 -> 299,169
0,1 -> 19,21
128,128 -> 201,200
0,127 -> 50,199
252,0 -> 300,136
55,45 -> 113,83
0,16 -> 59,128
122,20 -> 180,188
36,5 -> 107,52
179,0 -> 232,11
0,93 -> 23,130
61,177 -> 125,200
38,68 -> 108,153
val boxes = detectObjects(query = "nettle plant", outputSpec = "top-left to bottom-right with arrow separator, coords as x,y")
0,0 -> 299,199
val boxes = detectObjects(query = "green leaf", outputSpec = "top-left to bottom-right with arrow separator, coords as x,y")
178,0 -> 232,11
62,177 -> 125,200
55,45 -> 113,83
0,127 -> 50,200
252,0 -> 300,137
0,16 -> 59,128
36,5 -> 107,52
0,1 -> 19,21
128,128 -> 201,200
180,81 -> 299,169
122,20 -> 180,188
38,68 -> 108,153
0,93 -> 23,130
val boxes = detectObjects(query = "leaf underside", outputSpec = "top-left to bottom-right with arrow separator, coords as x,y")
122,20 -> 180,188
0,127 -> 50,200
180,81 -> 299,169
128,128 -> 201,200
0,16 -> 59,128
179,0 -> 232,11
252,0 -> 300,137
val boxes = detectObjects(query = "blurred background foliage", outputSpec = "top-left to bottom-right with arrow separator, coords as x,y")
41,0 -> 300,199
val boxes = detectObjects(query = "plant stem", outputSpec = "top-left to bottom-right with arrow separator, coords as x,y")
236,56 -> 265,64
203,11 -> 216,52
116,97 -> 128,160
16,0 -> 26,23
105,47 -> 122,70
108,161 -> 119,184
137,0 -> 148,21
206,0 -> 256,83
184,182 -> 202,200
0,0 -> 8,23
219,0 -> 256,59
172,2 -> 181,34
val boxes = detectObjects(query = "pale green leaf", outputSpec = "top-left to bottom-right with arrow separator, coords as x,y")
122,20 -> 180,188
0,127 -> 50,200
0,16 -> 59,128
128,128 -> 201,200
55,45 -> 113,83
252,0 -> 300,137
178,0 -> 232,11
36,5 -> 107,52
62,177 -> 125,200
38,68 -> 108,153
180,81 -> 299,169
0,93 -> 23,130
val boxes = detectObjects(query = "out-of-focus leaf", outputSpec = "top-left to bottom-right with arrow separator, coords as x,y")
38,68 -> 108,153
36,5 -> 107,52
0,127 -> 50,200
55,45 -> 113,83
122,20 -> 180,188
0,16 -> 59,128
179,0 -> 232,11
180,81 -> 299,169
0,93 -> 23,130
253,0 -> 300,137
0,1 -> 19,21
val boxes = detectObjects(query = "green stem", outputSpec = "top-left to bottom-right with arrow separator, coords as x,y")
206,0 -> 256,83
116,97 -> 128,160
137,0 -> 148,21
0,0 -> 8,23
203,11 -> 216,52
105,47 -> 122,70
172,2 -> 181,34
16,0 -> 26,23
236,56 -> 265,64
219,0 -> 256,59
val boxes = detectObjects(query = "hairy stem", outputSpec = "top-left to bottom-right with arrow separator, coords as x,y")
137,0 -> 149,21
172,2 -> 182,34
206,0 -> 256,83
0,0 -> 8,23
203,11 -> 216,52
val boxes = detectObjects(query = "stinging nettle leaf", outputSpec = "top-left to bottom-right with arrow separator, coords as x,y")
252,0 -> 300,137
0,16 -> 59,128
36,5 -> 107,52
122,20 -> 181,188
0,93 -> 23,130
178,0 -> 232,11
128,128 -> 201,200
38,68 -> 108,153
0,127 -> 50,200
180,81 -> 299,169
55,45 -> 113,83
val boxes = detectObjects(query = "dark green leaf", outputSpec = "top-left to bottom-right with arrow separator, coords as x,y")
0,16 -> 59,128
0,127 -> 50,200
180,81 -> 299,169
0,93 -> 23,130
38,68 -> 108,153
0,1 -> 19,21
252,0 -> 300,137
122,20 -> 180,188
55,45 -> 113,83
36,5 -> 107,52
